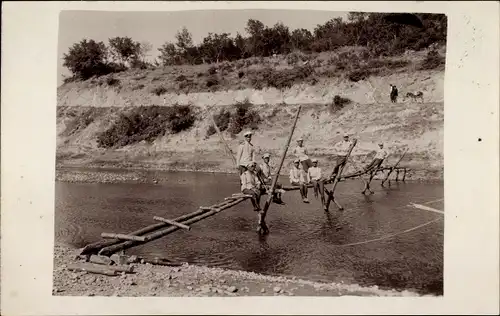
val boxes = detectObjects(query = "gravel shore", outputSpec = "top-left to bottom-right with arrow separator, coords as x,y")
55,165 -> 442,185
53,243 -> 425,297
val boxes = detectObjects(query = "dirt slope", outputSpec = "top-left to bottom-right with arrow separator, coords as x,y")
56,50 -> 444,180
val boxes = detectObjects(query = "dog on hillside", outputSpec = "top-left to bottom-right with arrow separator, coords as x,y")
405,91 -> 424,102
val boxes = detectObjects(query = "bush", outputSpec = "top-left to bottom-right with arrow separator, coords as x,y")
176,74 -> 187,82
419,50 -> 445,70
206,76 -> 219,87
96,105 -> 196,148
167,104 -> 197,133
329,95 -> 352,112
206,125 -> 217,137
106,76 -> 120,86
63,39 -> 111,80
64,108 -> 102,136
286,51 -> 311,65
207,108 -> 232,137
132,84 -> 145,91
333,95 -> 352,107
250,65 -> 315,90
208,66 -> 217,75
348,69 -> 372,82
151,86 -> 168,96
227,99 -> 261,135
63,76 -> 77,84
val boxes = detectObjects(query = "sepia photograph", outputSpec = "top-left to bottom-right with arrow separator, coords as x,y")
52,8 -> 447,298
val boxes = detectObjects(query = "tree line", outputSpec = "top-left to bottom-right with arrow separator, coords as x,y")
63,12 -> 447,81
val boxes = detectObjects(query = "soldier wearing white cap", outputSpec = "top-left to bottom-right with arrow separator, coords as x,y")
240,161 -> 262,212
292,137 -> 313,174
330,133 -> 354,179
289,159 -> 309,203
363,142 -> 388,173
307,158 -> 326,208
236,130 -> 256,175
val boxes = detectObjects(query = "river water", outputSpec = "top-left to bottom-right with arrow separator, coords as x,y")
55,169 -> 444,295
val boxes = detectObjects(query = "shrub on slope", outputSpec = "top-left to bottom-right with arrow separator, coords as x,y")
97,105 -> 196,148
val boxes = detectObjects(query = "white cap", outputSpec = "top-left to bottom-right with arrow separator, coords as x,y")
246,161 -> 256,167
244,130 -> 253,137
297,137 -> 303,141
378,142 -> 384,146
293,159 -> 300,163
343,133 -> 349,137
262,153 -> 270,158
312,158 -> 318,163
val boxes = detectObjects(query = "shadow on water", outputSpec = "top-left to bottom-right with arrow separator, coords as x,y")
55,169 -> 444,295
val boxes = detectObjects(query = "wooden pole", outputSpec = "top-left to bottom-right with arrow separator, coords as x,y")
211,114 -> 237,167
153,216 -> 191,230
257,105 -> 302,235
361,165 -> 380,195
324,139 -> 358,211
101,233 -> 146,242
98,197 -> 248,256
381,148 -> 409,186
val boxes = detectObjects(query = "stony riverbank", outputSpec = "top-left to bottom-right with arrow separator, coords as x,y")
55,164 -> 442,185
53,243 -> 429,297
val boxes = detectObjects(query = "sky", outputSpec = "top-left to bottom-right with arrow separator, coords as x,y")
57,9 -> 347,85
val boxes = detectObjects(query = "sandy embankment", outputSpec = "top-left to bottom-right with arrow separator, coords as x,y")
53,243 -> 426,297
56,85 -> 444,182
56,48 -> 444,181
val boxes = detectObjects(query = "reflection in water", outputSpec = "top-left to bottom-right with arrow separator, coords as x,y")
55,169 -> 444,295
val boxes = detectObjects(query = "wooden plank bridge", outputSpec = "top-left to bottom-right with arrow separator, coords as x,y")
79,105 -> 411,258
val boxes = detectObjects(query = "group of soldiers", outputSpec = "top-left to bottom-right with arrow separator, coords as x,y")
236,130 -> 389,212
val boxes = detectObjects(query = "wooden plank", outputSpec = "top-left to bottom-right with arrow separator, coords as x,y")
98,197 -> 248,256
153,216 -> 191,230
69,262 -> 134,274
258,105 -> 302,235
101,233 -> 146,242
232,193 -> 253,198
67,263 -> 119,276
80,206 -> 215,255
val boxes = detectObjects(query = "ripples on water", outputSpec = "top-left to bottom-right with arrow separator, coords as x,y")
55,169 -> 444,295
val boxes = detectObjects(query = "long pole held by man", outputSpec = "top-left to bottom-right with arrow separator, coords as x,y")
257,105 -> 302,235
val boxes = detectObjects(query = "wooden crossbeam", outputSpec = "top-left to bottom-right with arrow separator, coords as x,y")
153,216 -> 191,230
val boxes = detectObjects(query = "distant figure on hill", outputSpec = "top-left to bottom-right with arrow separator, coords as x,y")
390,84 -> 398,103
